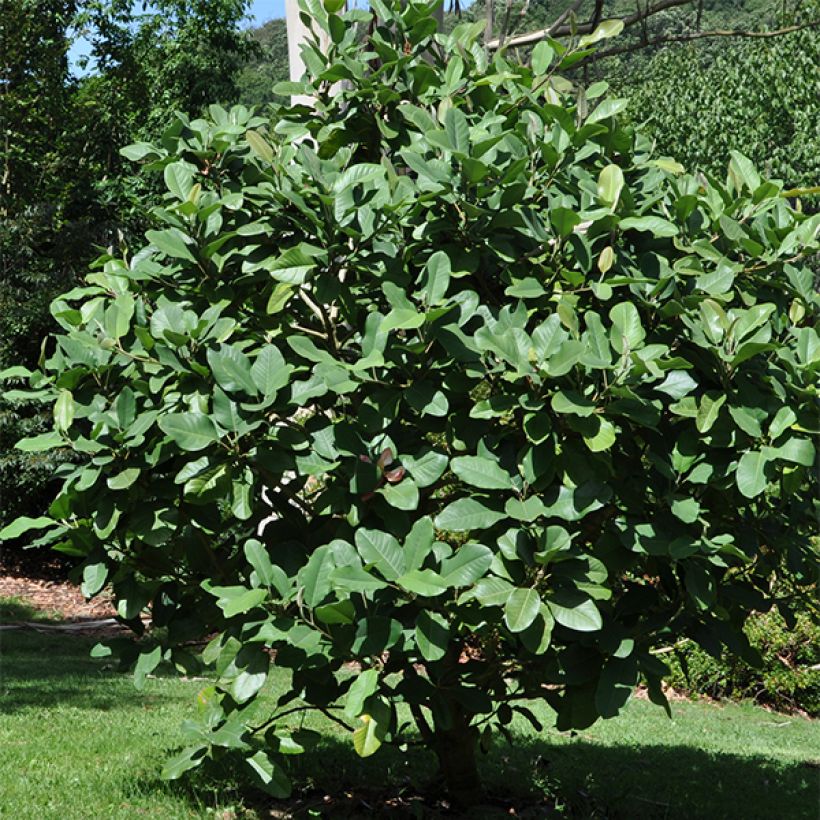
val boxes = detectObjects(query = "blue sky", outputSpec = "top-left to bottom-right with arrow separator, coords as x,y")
68,0 -> 286,73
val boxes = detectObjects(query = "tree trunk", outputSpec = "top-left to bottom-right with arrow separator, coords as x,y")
432,701 -> 482,807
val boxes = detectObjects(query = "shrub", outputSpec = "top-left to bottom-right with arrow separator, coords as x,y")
668,603 -> 820,716
1,0 -> 818,804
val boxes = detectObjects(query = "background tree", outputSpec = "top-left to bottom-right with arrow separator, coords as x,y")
3,1 -> 817,804
0,0 -> 253,535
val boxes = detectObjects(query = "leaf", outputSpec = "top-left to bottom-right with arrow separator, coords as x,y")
531,41 -> 554,74
217,587 -> 267,618
330,564 -> 388,594
162,746 -> 206,780
504,588 -> 541,633
53,389 -> 74,432
587,98 -> 628,124
345,668 -> 379,718
597,245 -> 614,273
404,450 -> 448,487
579,18 -> 624,47
422,251 -> 451,305
158,413 -> 220,452
618,216 -> 678,237
403,517 -> 435,570
656,371 -> 697,400
439,543 -> 493,588
246,751 -> 290,798
107,468 -> 140,490
164,161 -> 194,200
207,344 -> 258,395
378,478 -> 420,511
246,130 -> 274,163
146,228 -> 197,263
352,713 -> 386,758
595,658 -> 638,718
551,390 -> 596,417
0,515 -> 56,541
82,562 -> 108,597
299,547 -> 336,606
472,577 -> 515,607
355,529 -> 405,580
134,645 -> 162,690
609,302 -> 644,352
434,499 -> 506,532
315,599 -> 355,624
769,407 -> 797,439
244,539 -> 277,587
768,438 -> 815,467
251,345 -> 289,396
696,393 -> 726,433
15,431 -> 64,452
415,611 -> 450,661
444,107 -> 470,156
450,455 -> 512,490
584,418 -> 616,452
597,164 -> 624,207
397,569 -> 448,597
547,591 -> 602,632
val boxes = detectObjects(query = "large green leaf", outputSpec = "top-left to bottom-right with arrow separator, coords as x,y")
158,413 -> 220,451
434,499 -> 505,532
547,591 -> 602,632
736,450 -> 769,498
440,543 -> 493,588
504,588 -> 541,633
450,455 -> 512,489
355,529 -> 406,580
415,610 -> 450,661
597,164 -> 624,207
0,515 -> 56,541
208,345 -> 258,395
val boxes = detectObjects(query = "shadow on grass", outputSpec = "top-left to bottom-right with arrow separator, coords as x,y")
157,732 -> 819,820
0,630 -> 188,714
3,631 -> 817,819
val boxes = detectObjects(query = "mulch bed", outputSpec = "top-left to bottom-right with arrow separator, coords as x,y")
0,546 -> 118,629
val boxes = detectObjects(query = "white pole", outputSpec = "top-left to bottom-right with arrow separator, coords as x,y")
285,0 -> 314,107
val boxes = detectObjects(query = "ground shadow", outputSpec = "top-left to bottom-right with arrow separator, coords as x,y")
0,630 -> 188,714
156,731 -> 819,820
4,632 -> 817,818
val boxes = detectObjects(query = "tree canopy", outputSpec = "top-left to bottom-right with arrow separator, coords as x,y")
2,0 -> 817,804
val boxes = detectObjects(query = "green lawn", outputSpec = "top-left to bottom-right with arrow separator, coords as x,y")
1,628 -> 818,819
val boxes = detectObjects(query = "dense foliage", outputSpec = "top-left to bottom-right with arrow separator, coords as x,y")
668,606 -> 820,716
0,0 -> 253,532
2,0 -> 819,804
616,29 -> 820,193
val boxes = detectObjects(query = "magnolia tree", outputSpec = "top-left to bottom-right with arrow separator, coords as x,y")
2,0 -> 818,804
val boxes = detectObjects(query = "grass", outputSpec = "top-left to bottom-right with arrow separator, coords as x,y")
0,595 -> 62,623
0,626 -> 818,819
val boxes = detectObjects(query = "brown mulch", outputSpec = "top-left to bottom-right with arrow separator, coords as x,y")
0,573 -> 117,622
0,546 -> 118,630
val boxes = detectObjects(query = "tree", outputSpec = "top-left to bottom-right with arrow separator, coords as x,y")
1,0 -> 817,805
0,0 -> 255,534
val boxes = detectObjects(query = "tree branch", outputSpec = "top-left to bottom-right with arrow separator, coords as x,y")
488,0 -> 816,53
488,0 -> 694,49
589,19 -> 819,61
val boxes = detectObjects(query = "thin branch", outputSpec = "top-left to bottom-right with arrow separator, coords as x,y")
590,19 -> 819,60
487,0 -> 693,49
548,0 -> 586,36
497,0 -> 516,49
